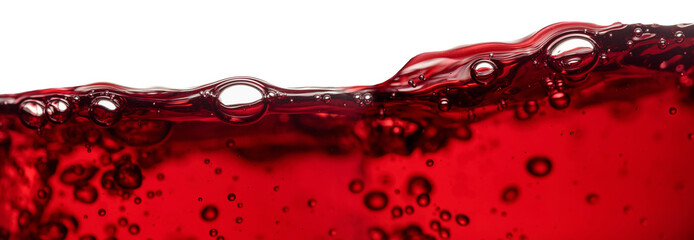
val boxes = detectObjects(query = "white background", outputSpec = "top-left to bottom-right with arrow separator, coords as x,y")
0,0 -> 691,94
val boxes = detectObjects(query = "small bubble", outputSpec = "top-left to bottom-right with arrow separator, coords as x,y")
633,27 -> 643,37
526,156 -> 552,177
430,220 -> 441,231
128,224 -> 140,235
98,209 -> 106,216
18,99 -> 47,129
282,206 -> 289,213
367,228 -> 387,240
363,93 -> 373,105
273,186 -> 280,192
114,162 -> 143,189
201,205 -> 219,221
147,191 -> 155,199
156,173 -> 165,181
17,210 -> 32,228
74,185 -> 98,203
438,98 -> 451,112
675,31 -> 685,43
471,60 -> 497,85
349,179 -> 364,193
405,205 -> 414,215
118,217 -> 128,227
669,107 -> 677,115
227,193 -> 236,201
46,98 -> 72,124
455,214 -> 470,226
363,191 -> 389,211
416,193 -> 430,207
237,202 -> 243,208
321,94 -> 331,104
226,139 -> 236,148
549,91 -> 571,110
328,228 -> 337,237
408,79 -> 416,88
37,189 -> 48,199
626,40 -> 634,48
408,176 -> 432,196
418,74 -> 426,81
523,100 -> 539,114
439,228 -> 450,239
89,97 -> 122,127
214,168 -> 222,175
307,199 -> 317,208
134,197 -> 142,204
425,159 -> 434,167
440,210 -> 451,221
209,229 -> 218,237
688,133 -> 694,140
658,38 -> 668,49
391,206 -> 403,218
586,193 -> 600,205
640,218 -> 648,226
204,159 -> 210,164
501,186 -> 519,203
235,217 -> 243,224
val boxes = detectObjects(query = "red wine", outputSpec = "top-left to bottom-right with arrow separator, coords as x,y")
1,22 -> 693,239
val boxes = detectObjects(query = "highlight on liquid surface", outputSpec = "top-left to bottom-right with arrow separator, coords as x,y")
1,22 -> 694,239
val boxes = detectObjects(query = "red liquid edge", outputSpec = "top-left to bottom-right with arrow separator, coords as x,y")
1,22 -> 694,240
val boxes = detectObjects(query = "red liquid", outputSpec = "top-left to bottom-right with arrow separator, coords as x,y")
1,22 -> 693,239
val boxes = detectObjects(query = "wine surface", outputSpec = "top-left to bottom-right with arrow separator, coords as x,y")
1,22 -> 694,239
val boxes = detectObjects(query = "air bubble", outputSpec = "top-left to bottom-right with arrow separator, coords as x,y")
523,100 -> 539,114
440,210 -> 451,221
88,97 -> 122,127
214,79 -> 268,125
408,79 -> 416,88
426,159 -> 434,167
328,229 -> 337,237
349,179 -> 364,193
416,193 -> 430,207
227,193 -> 236,201
586,193 -> 600,205
405,206 -> 414,214
235,217 -> 243,224
547,35 -> 598,76
430,220 -> 441,231
658,38 -> 668,49
501,186 -> 519,203
98,209 -> 106,216
549,91 -> 571,110
391,206 -> 403,218
675,31 -> 685,43
455,214 -> 470,226
408,176 -> 432,196
363,191 -> 388,211
363,93 -> 373,105
201,205 -> 219,221
526,156 -> 552,177
128,224 -> 140,235
74,184 -> 98,203
114,162 -> 143,189
46,98 -> 72,124
470,60 -> 497,85
18,99 -> 47,129
209,229 -> 218,237
633,27 -> 643,37
438,98 -> 451,112
367,228 -> 388,240
669,107 -> 677,115
307,199 -> 317,208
